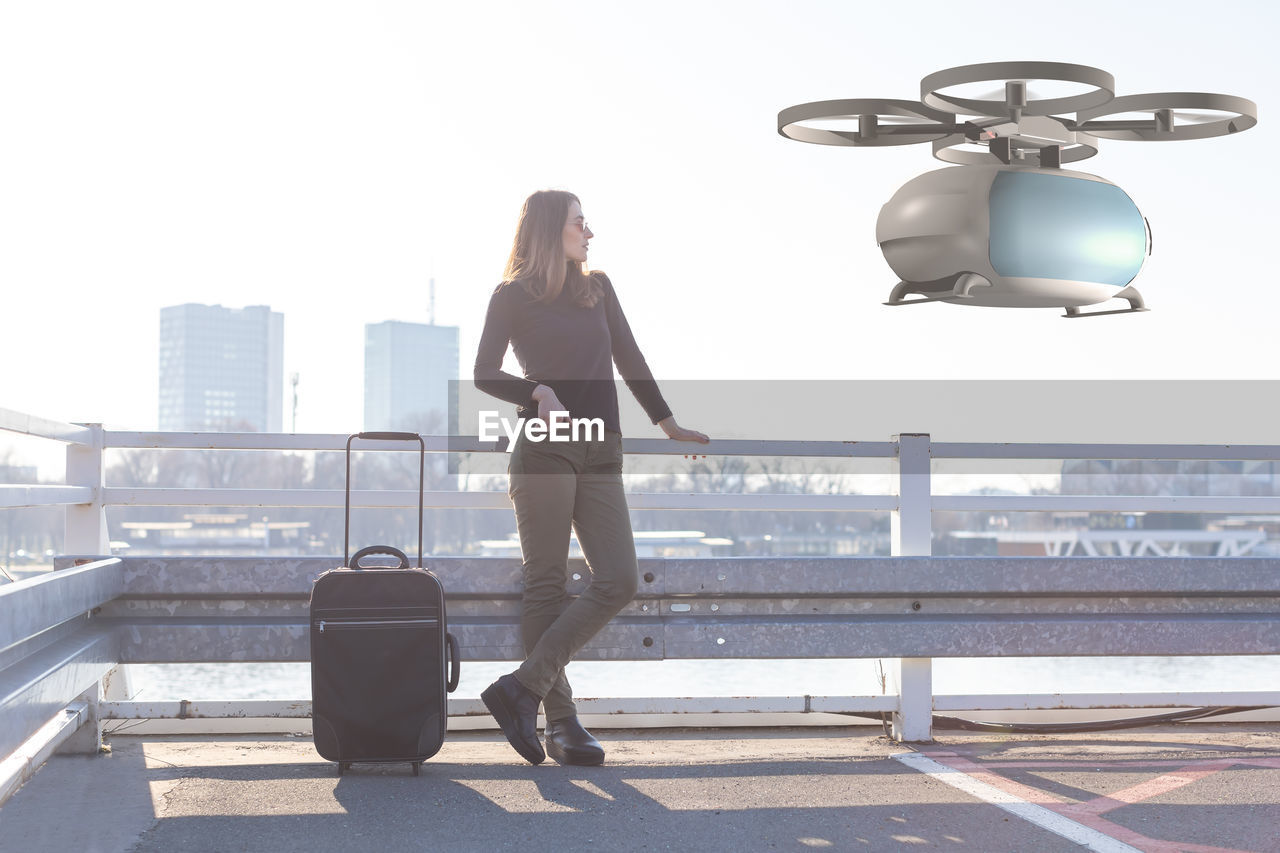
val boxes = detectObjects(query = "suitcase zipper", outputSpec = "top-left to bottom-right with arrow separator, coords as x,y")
317,617 -> 439,633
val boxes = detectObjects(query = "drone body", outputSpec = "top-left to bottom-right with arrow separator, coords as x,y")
877,165 -> 1148,312
778,61 -> 1257,317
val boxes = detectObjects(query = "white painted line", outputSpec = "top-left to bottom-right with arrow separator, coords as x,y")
893,752 -> 1141,853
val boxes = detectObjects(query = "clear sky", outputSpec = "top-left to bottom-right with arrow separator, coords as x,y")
2,0 -> 1276,455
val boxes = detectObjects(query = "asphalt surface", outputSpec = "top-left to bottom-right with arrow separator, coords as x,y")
2,725 -> 1278,852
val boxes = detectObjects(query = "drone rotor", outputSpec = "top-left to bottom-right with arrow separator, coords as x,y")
1075,92 -> 1258,141
779,62 -> 1257,166
920,61 -> 1116,118
777,98 -> 959,147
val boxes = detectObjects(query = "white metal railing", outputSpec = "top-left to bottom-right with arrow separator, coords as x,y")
4,407 -> 1280,745
7,412 -> 1280,521
0,408 -> 105,556
0,408 -> 94,445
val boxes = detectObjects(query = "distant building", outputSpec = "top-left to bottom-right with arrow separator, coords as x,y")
159,304 -> 284,432
118,513 -> 315,556
0,465 -> 39,483
363,320 -> 459,434
1061,459 -> 1279,499
934,459 -> 1280,557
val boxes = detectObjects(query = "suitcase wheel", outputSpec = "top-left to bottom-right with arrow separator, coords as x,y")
412,762 -> 421,776
338,762 -> 350,777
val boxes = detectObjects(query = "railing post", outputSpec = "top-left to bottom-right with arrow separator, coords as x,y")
55,685 -> 102,755
65,423 -> 109,555
889,433 -> 932,742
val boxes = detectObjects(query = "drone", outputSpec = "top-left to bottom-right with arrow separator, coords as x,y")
778,61 -> 1257,317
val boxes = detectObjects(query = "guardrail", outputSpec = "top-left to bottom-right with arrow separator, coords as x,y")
3,405 -> 1280,800
0,556 -> 122,802
4,551 -> 1278,787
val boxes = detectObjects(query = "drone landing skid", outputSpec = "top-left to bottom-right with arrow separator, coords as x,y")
884,293 -> 954,306
884,273 -> 990,306
1062,286 -> 1148,318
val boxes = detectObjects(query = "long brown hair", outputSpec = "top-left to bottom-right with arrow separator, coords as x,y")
502,190 -> 602,307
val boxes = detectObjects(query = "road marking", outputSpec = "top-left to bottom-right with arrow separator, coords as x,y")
926,755 -> 1280,771
893,751 -> 1142,853
1065,759 -> 1235,816
910,750 -> 1260,853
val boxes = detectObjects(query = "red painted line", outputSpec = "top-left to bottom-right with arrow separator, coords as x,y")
1064,760 -> 1237,817
920,751 -> 1072,806
932,756 -> 1280,771
920,751 -> 1262,853
1239,756 -> 1280,769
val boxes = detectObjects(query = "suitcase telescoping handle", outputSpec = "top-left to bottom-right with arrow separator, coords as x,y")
344,432 -> 425,569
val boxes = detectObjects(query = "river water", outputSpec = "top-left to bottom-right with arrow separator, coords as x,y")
129,656 -> 1280,704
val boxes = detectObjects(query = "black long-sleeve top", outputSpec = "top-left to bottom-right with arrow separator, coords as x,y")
473,273 -> 672,434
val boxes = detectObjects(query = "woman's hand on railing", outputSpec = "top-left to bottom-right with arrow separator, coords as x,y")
659,417 -> 710,444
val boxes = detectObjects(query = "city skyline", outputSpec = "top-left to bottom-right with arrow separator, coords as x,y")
152,303 -> 463,436
3,1 -> 1277,467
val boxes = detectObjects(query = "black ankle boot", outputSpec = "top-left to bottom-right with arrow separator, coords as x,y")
545,716 -> 605,766
481,674 -> 545,765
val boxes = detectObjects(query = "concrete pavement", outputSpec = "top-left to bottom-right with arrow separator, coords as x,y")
1,725 -> 1278,852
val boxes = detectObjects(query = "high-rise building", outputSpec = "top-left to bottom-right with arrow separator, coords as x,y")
159,304 -> 284,432
363,320 -> 459,434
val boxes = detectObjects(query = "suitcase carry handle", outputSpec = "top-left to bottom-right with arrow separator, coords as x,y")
344,432 -> 425,568
349,545 -> 410,570
446,632 -> 460,692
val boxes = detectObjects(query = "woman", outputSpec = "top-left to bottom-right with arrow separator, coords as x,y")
474,189 -> 708,766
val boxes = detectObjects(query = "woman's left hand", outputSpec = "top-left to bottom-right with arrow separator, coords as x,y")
659,417 -> 710,444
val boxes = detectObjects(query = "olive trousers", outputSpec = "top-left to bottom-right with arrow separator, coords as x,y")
508,429 -> 638,722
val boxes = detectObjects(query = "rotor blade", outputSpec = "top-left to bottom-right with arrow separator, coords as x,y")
1170,109 -> 1237,123
1098,108 -> 1239,124
801,114 -> 951,126
971,84 -> 1046,103
875,115 -> 953,126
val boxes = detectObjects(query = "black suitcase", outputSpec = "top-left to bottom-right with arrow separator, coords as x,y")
310,431 -> 460,776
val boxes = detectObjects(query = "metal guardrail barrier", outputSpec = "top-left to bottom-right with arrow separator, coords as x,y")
0,557 -> 122,801
52,555 -> 1280,663
3,405 -> 1280,801
2,553 -> 1276,766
